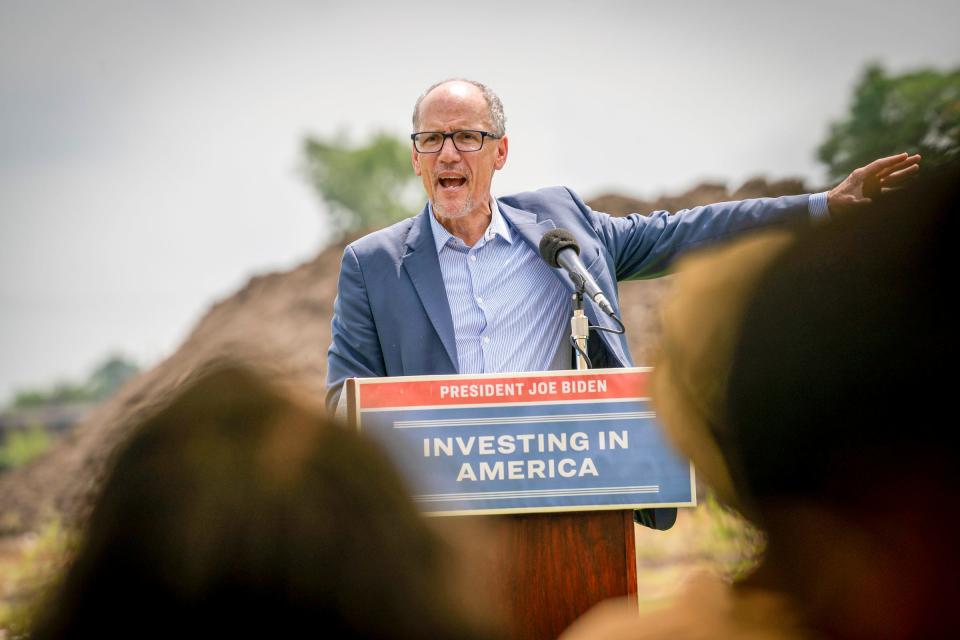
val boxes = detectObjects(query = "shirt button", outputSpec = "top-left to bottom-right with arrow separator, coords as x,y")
476,296 -> 483,304
470,255 -> 477,262
483,336 -> 490,344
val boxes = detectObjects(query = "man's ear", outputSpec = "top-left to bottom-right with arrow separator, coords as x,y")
411,146 -> 422,176
494,136 -> 509,171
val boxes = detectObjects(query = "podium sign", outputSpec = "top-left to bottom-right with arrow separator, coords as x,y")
347,368 -> 695,516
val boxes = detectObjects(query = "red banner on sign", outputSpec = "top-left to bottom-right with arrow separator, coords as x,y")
357,370 -> 648,410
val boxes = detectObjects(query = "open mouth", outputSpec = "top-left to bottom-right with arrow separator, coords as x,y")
438,175 -> 467,190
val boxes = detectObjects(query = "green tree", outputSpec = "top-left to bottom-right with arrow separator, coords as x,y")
818,64 -> 960,182
10,354 -> 139,409
302,131 -> 421,233
87,355 -> 139,400
12,382 -> 88,409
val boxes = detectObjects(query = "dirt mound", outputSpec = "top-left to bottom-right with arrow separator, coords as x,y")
588,176 -> 807,216
0,178 -> 807,536
0,237 -> 348,535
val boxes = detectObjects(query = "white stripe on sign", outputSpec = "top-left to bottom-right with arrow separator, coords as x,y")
393,411 -> 654,429
415,485 -> 660,503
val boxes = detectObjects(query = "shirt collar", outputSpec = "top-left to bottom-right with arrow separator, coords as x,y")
428,197 -> 513,254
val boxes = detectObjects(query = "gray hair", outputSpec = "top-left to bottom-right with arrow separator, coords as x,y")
411,78 -> 506,138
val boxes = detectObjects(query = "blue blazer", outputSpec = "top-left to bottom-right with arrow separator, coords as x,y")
326,186 -> 810,410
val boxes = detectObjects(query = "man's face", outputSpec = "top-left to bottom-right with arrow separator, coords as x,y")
412,82 -> 508,222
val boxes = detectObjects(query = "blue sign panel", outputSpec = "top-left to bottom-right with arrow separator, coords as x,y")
351,370 -> 695,516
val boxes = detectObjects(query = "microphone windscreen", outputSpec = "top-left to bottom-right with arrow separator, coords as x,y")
539,229 -> 580,268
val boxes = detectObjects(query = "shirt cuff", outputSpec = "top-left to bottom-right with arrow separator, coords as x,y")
808,191 -> 830,222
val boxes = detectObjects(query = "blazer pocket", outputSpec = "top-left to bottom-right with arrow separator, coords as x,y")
583,246 -> 606,276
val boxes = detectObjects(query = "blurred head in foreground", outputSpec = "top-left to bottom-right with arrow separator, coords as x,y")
654,162 -> 959,638
32,363 -> 496,640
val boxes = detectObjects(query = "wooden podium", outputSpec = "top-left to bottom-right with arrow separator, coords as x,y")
459,510 -> 636,640
347,370 -> 692,640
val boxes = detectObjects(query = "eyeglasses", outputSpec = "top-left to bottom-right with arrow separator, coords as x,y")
410,130 -> 501,153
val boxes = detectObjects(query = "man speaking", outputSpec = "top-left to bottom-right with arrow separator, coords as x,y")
325,78 -> 918,427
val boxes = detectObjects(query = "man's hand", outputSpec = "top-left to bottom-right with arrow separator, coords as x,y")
827,152 -> 922,216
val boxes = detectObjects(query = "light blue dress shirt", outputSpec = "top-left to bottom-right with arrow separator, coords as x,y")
428,200 -> 570,374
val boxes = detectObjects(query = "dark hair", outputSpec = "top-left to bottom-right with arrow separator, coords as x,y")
724,162 -> 959,509
32,364 -> 496,639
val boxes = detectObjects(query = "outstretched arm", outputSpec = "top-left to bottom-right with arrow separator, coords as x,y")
827,152 -> 922,216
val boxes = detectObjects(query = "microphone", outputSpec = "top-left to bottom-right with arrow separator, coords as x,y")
539,229 -> 616,317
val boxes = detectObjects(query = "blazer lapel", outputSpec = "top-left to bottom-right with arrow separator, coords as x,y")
401,207 -> 459,371
499,200 -> 568,282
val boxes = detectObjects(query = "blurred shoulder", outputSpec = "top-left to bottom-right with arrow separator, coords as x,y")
559,571 -> 811,640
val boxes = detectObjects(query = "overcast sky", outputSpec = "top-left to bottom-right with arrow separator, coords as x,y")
1,0 -> 958,404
